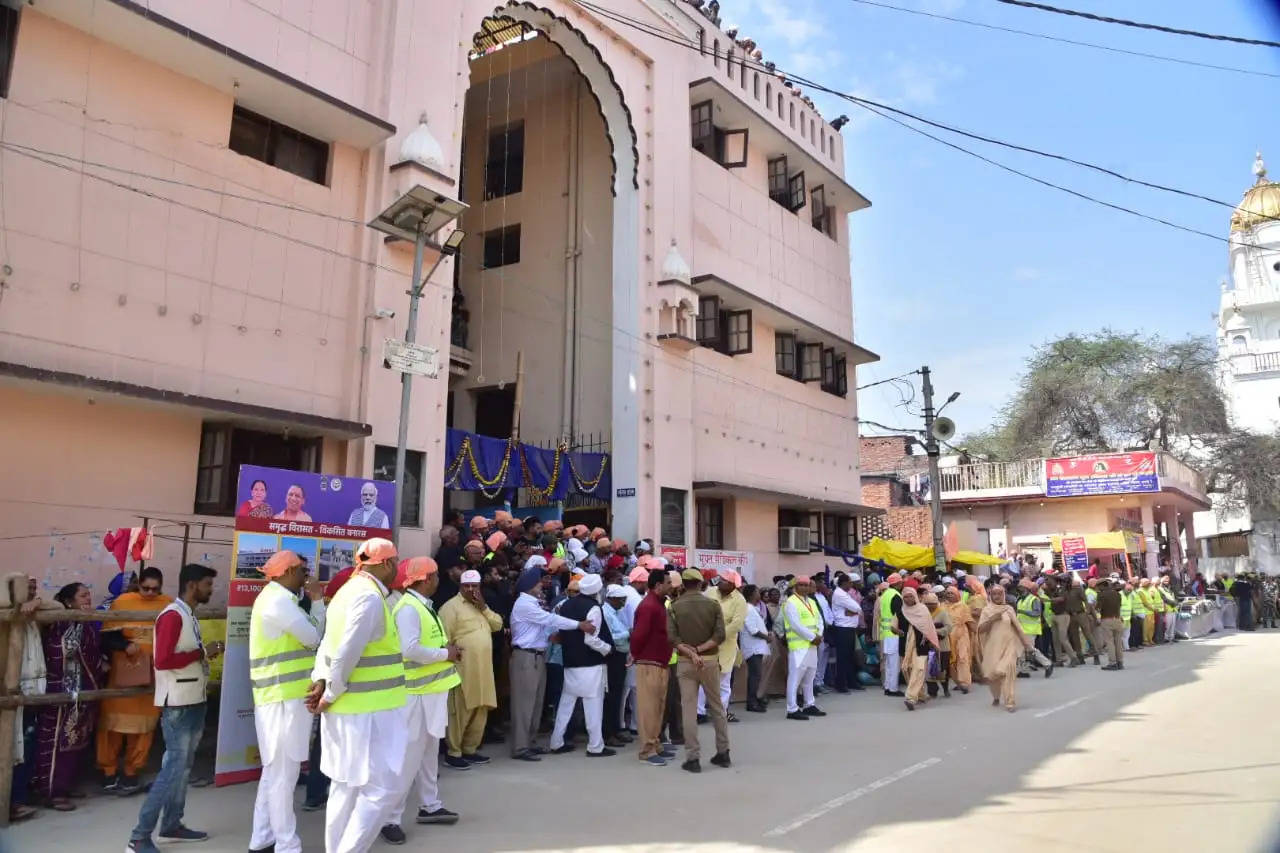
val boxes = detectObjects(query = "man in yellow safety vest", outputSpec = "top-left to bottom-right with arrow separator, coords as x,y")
380,557 -> 462,845
307,538 -> 409,853
248,550 -> 322,853
879,573 -> 905,697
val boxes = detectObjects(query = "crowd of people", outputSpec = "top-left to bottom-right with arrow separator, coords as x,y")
7,514 -> 1277,852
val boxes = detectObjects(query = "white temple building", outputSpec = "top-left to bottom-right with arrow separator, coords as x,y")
1196,152 -> 1280,574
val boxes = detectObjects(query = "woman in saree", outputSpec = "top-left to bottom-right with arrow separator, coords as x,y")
946,586 -> 973,694
965,576 -> 988,681
977,585 -> 1054,712
899,587 -> 940,711
33,583 -> 104,809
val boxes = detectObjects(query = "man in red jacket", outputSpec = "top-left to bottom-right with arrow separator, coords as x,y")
628,570 -> 675,766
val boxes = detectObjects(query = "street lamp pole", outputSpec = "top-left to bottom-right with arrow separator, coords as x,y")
921,365 -> 947,575
392,223 -> 428,546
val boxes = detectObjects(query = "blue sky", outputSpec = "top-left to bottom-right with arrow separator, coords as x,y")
725,0 -> 1280,439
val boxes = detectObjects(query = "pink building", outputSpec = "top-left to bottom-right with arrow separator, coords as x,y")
0,0 -> 879,594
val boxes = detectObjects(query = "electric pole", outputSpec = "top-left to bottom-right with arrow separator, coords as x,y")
921,365 -> 947,574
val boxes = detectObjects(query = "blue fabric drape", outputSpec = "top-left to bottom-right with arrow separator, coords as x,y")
445,428 -> 610,499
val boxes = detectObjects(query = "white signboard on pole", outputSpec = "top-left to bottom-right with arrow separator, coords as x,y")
383,338 -> 439,377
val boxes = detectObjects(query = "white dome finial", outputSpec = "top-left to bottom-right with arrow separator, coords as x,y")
399,112 -> 445,171
661,238 -> 691,284
1253,149 -> 1267,183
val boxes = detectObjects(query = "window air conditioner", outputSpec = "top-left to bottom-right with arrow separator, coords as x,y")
778,526 -> 811,554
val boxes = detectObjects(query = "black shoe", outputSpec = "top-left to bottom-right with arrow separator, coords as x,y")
904,699 -> 915,711
802,706 -> 826,717
379,825 -> 407,845
530,746 -> 549,755
586,748 -> 617,757
786,711 -> 809,720
942,685 -> 951,698
604,736 -> 628,748
851,684 -> 866,691
443,755 -> 471,770
710,751 -> 731,768
834,688 -> 851,695
116,775 -> 142,796
512,749 -> 541,762
158,824 -> 208,843
417,807 -> 460,825
681,759 -> 701,773
1017,672 -> 1031,679
957,686 -> 969,694
1044,662 -> 1055,679
462,753 -> 490,765
884,689 -> 904,697
1101,664 -> 1121,671
1093,656 -> 1101,665
249,845 -> 275,853
725,713 -> 740,723
696,714 -> 709,724
103,774 -> 120,792
551,744 -> 575,754
301,798 -> 327,811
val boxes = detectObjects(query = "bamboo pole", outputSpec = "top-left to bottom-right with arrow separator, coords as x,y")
0,607 -> 227,623
0,686 -> 153,709
0,574 -> 30,829
511,349 -> 526,443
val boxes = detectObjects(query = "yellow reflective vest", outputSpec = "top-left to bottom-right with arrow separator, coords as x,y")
879,587 -> 901,635
785,594 -> 822,652
248,582 -> 316,706
320,574 -> 408,714
392,591 -> 461,695
1119,590 -> 1133,621
1016,594 -> 1043,636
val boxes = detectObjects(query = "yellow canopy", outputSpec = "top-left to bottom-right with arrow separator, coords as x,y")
860,537 -> 936,570
1050,532 -> 1145,554
952,550 -> 1006,566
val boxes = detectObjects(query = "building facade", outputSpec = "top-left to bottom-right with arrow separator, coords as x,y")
857,435 -> 931,546
1196,152 -> 1280,573
0,0 -> 878,593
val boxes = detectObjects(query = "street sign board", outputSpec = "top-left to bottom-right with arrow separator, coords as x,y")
383,338 -> 439,378
1061,536 -> 1089,573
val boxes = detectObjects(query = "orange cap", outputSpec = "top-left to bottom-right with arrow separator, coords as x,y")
398,556 -> 439,588
262,550 -> 303,579
355,537 -> 398,570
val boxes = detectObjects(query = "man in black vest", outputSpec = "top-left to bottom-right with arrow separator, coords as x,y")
548,574 -> 617,757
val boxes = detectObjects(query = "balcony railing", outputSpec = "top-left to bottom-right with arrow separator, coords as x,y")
937,459 -> 1043,497
938,452 -> 1206,500
1239,351 -> 1280,374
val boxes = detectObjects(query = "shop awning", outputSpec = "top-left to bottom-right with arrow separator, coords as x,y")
1050,532 -> 1145,554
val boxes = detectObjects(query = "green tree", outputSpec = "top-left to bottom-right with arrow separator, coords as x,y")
961,330 -> 1227,459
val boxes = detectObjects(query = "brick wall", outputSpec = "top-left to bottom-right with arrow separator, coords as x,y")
861,479 -> 892,509
859,435 -> 915,474
888,506 -> 933,546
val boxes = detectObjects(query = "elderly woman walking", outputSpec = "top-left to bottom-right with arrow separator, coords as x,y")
899,587 -> 940,711
978,585 -> 1054,712
945,586 -> 973,694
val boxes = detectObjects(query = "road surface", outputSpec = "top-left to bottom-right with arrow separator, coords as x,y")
7,630 -> 1278,852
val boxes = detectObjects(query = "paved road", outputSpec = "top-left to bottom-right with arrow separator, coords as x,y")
7,631 -> 1279,852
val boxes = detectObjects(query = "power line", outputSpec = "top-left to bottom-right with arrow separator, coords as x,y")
845,0 -> 1279,78
571,0 -> 1278,241
856,368 -> 921,391
992,0 -> 1280,49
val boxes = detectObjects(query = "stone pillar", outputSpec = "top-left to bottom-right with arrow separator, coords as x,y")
1140,500 -> 1159,577
1181,509 -> 1198,574
1159,505 -> 1182,571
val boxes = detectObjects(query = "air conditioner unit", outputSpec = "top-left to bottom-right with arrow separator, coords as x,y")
778,526 -> 811,554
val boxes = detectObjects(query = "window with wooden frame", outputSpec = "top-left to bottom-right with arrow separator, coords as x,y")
775,332 -> 797,377
690,100 -> 747,168
834,356 -> 848,397
724,310 -> 752,355
696,498 -> 725,549
229,105 -> 329,184
800,342 -> 822,382
194,423 -> 321,515
821,347 -> 836,391
788,171 -> 807,213
696,295 -> 721,348
482,224 -> 521,268
811,184 -> 835,237
484,122 -> 525,200
768,156 -> 789,208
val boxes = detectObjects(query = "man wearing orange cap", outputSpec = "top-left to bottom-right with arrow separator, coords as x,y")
783,576 -> 825,720
249,551 -> 322,853
307,538 -> 409,853
879,573 -> 906,697
380,557 -> 461,845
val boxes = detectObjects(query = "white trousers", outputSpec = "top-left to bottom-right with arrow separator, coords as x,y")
786,649 -> 817,713
549,691 -> 604,753
387,731 -> 442,825
696,671 -> 733,715
325,779 -> 400,853
815,642 -> 830,686
249,754 -> 303,853
620,666 -> 637,729
1164,612 -> 1178,640
881,634 -> 900,691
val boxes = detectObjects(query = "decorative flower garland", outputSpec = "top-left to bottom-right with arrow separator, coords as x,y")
567,451 -> 608,494
519,442 -> 565,504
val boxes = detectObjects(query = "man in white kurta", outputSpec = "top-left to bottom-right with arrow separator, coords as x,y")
548,574 -> 615,756
308,539 -> 409,853
784,577 -> 823,716
249,551 -> 322,853
380,557 -> 460,846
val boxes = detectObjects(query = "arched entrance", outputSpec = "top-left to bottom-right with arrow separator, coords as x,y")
450,2 -> 643,540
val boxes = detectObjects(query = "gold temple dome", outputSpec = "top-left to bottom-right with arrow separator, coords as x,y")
1231,151 -> 1280,233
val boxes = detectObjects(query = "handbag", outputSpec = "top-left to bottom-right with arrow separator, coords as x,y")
926,649 -> 941,680
113,650 -> 154,687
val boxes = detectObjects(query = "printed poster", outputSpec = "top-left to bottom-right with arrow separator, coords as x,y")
1045,452 -> 1159,498
1061,536 -> 1089,573
214,465 -> 395,786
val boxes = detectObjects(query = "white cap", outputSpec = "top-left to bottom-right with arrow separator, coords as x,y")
636,540 -> 652,552
955,569 -> 967,577
941,576 -> 957,585
525,555 -> 547,570
578,574 -> 603,596
849,573 -> 861,583
605,584 -> 628,599
460,569 -> 482,584
931,584 -> 945,593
